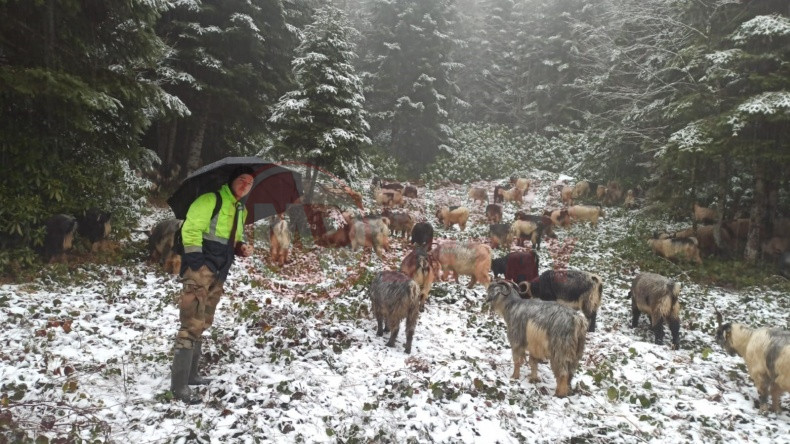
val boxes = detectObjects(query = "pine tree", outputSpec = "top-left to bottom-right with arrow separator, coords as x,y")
361,0 -> 458,174
455,0 -> 526,125
0,0 -> 172,260
151,0 -> 296,174
269,5 -> 371,186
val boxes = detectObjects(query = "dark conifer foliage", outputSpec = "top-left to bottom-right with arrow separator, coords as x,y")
360,0 -> 458,174
151,0 -> 298,175
0,0 -> 170,255
269,5 -> 371,182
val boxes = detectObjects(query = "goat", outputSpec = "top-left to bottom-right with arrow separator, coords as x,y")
522,269 -> 603,332
410,222 -> 434,250
560,186 -> 574,206
693,203 -> 718,224
512,177 -> 531,193
435,206 -> 469,231
43,214 -> 78,263
661,225 -> 733,257
269,217 -> 291,266
490,251 -> 539,284
76,208 -> 112,252
349,215 -> 390,257
648,237 -> 703,264
624,189 -> 636,209
486,204 -> 503,224
568,205 -> 604,227
148,218 -> 183,274
370,271 -> 422,354
629,272 -> 681,348
546,209 -> 571,228
572,181 -> 590,199
489,223 -> 513,250
595,185 -> 607,200
509,219 -> 542,249
496,186 -> 524,204
381,209 -> 414,239
468,187 -> 489,205
485,280 -> 588,397
433,241 -> 492,289
715,309 -> 790,412
400,246 -> 440,311
603,181 -> 623,206
515,212 -> 556,240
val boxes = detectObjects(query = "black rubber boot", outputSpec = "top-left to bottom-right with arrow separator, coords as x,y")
188,340 -> 212,386
171,347 -> 200,404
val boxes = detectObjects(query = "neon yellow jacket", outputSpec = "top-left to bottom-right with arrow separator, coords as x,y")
183,184 -> 246,251
181,184 -> 247,279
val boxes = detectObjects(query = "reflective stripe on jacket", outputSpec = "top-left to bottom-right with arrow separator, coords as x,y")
182,184 -> 246,251
181,184 -> 247,281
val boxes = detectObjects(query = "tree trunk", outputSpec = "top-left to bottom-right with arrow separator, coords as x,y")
765,176 -> 778,238
713,157 -> 729,254
304,163 -> 319,203
690,155 -> 698,231
744,161 -> 766,263
165,119 -> 177,167
45,0 -> 55,68
185,101 -> 210,175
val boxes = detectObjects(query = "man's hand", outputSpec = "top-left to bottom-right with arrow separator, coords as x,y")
237,243 -> 254,257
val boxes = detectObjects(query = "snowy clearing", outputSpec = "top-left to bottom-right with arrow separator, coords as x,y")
1,173 -> 789,443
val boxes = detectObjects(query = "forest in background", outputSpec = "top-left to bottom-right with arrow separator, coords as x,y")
1,0 -> 788,269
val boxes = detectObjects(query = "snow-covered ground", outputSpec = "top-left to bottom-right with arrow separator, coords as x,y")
1,173 -> 789,443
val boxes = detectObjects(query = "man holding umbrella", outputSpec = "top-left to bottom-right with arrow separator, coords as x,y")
170,166 -> 255,404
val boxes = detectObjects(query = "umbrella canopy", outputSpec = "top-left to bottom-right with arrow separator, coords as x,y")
167,157 -> 303,223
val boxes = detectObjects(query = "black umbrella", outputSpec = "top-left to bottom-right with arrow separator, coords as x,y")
167,157 -> 303,223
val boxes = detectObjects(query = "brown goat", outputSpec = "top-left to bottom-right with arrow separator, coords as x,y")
603,182 -> 623,206
433,241 -> 492,288
648,237 -> 702,264
568,205 -> 604,226
560,186 -> 574,206
400,247 -> 440,311
486,204 -> 503,224
623,190 -> 636,209
349,216 -> 390,257
468,187 -> 488,205
435,206 -> 469,231
496,186 -> 524,204
572,181 -> 590,199
269,217 -> 291,266
693,203 -> 718,224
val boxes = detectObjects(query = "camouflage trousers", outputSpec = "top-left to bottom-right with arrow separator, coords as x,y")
175,265 -> 225,349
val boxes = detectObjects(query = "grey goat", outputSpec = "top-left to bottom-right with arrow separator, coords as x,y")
369,271 -> 422,354
486,280 -> 588,397
629,272 -> 681,348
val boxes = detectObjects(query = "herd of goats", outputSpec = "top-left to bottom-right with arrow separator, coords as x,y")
40,174 -> 790,411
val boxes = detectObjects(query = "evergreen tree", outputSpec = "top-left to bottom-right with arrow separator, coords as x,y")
151,0 -> 296,175
269,5 -> 371,186
454,0 -> 526,125
661,1 -> 790,261
0,0 -> 173,261
361,0 -> 458,174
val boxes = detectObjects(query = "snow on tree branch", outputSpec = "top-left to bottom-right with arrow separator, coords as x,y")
730,14 -> 790,45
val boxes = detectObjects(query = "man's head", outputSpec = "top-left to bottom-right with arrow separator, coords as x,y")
228,166 -> 255,199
